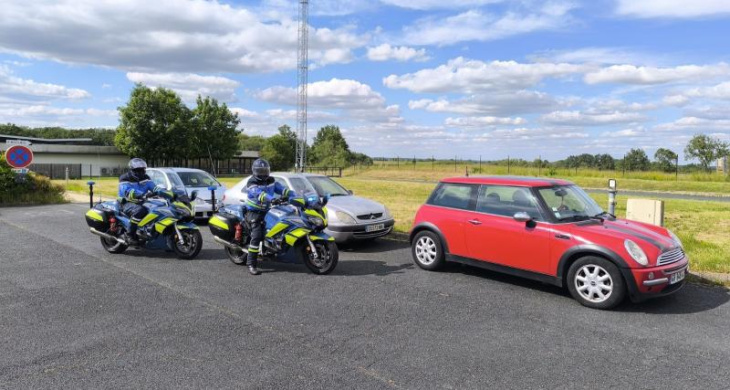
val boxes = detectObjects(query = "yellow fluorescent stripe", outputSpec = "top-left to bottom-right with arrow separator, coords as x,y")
266,222 -> 289,238
138,213 -> 158,227
209,216 -> 229,230
154,218 -> 176,234
85,210 -> 104,222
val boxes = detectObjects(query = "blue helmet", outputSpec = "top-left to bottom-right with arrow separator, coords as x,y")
128,158 -> 147,180
252,158 -> 271,181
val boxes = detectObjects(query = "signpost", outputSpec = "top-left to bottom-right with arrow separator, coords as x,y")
5,144 -> 34,170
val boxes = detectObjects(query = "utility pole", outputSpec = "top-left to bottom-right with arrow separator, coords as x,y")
295,0 -> 309,172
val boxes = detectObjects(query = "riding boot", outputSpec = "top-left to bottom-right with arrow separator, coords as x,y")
126,221 -> 141,246
247,247 -> 261,275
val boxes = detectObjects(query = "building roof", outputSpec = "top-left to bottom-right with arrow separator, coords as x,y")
441,176 -> 574,187
0,133 -> 94,145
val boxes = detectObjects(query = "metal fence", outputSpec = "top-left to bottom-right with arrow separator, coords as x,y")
30,163 -> 82,179
304,167 -> 343,177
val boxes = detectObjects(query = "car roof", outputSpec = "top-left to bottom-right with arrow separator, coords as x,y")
266,172 -> 327,179
441,176 -> 574,187
149,168 -> 211,174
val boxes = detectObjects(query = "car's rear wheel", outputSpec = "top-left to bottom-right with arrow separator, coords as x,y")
567,256 -> 626,310
411,231 -> 445,271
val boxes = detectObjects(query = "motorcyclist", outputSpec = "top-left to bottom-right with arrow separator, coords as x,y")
244,158 -> 295,275
118,158 -> 171,245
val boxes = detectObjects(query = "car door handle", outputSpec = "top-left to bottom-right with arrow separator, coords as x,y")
555,234 -> 571,240
468,219 -> 482,225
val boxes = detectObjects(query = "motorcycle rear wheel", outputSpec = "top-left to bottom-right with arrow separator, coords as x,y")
302,241 -> 338,275
225,246 -> 248,265
100,230 -> 128,254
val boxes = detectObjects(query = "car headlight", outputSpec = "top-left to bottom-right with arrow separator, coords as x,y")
624,239 -> 648,266
383,206 -> 392,219
668,230 -> 683,248
335,210 -> 357,225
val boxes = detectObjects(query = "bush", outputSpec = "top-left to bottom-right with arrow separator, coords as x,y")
0,152 -> 66,206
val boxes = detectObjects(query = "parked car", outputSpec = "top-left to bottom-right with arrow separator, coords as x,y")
147,168 -> 226,219
410,176 -> 688,310
223,173 -> 394,243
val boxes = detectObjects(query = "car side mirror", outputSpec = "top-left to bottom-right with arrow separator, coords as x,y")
347,189 -> 353,195
190,190 -> 198,201
513,212 -> 532,223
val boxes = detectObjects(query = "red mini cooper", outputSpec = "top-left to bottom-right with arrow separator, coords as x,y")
410,176 -> 688,310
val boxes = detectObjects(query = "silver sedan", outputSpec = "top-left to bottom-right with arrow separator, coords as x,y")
222,173 -> 394,243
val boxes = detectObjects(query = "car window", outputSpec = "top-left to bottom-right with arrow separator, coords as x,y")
476,185 -> 543,220
538,185 -> 603,221
428,183 -> 477,210
168,173 -> 184,188
148,171 -> 167,188
176,171 -> 219,187
306,176 -> 349,197
289,177 -> 317,195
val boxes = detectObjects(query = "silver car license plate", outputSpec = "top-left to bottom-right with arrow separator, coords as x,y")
366,223 -> 385,232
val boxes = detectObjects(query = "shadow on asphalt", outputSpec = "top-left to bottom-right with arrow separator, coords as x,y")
440,263 -> 729,314
119,248 -> 227,261
338,238 -> 409,253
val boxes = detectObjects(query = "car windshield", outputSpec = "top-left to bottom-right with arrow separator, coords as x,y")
537,185 -> 604,222
176,171 -> 219,188
306,176 -> 349,197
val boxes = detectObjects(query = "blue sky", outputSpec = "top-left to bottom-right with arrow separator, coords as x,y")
2,0 -> 730,161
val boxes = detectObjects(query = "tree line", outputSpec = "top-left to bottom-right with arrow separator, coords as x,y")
0,124 -> 115,145
115,84 -> 371,170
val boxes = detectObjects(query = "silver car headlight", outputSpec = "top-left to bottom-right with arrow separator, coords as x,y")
335,210 -> 357,225
383,206 -> 392,219
624,239 -> 648,266
668,230 -> 683,248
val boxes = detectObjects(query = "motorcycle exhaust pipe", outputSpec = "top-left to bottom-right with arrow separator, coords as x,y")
89,228 -> 126,245
213,235 -> 245,251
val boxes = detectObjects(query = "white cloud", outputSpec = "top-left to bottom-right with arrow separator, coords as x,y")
126,72 -> 240,103
655,116 -> 730,132
367,44 -> 429,62
616,0 -> 730,18
540,110 -> 647,126
584,64 -> 730,85
0,0 -> 367,73
397,2 -> 576,46
530,47 -> 658,66
384,57 -> 585,93
0,66 -> 90,101
684,106 -> 730,120
257,78 -> 402,123
445,116 -> 527,127
663,95 -> 690,106
686,82 -> 730,100
380,0 -> 502,10
408,90 -> 561,116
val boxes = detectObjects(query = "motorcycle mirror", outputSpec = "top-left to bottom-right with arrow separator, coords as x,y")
190,190 -> 198,201
321,193 -> 331,206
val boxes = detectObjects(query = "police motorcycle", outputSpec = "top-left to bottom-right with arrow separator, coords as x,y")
208,193 -> 339,274
84,189 -> 203,259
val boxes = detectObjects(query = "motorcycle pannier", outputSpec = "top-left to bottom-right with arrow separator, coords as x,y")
85,206 -> 111,232
208,213 -> 238,242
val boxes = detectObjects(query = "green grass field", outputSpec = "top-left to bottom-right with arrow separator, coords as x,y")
57,174 -> 730,274
346,162 -> 730,195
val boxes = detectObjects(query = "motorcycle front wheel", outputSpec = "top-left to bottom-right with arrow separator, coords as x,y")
170,229 -> 203,260
301,240 -> 338,275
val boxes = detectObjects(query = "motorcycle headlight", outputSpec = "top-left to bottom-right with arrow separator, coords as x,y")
174,202 -> 193,218
335,211 -> 357,225
624,239 -> 648,266
668,230 -> 683,248
307,215 -> 325,228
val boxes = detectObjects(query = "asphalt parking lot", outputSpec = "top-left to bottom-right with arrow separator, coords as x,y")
1,203 -> 730,389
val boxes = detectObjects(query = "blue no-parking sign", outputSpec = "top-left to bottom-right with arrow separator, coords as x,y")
5,144 -> 34,169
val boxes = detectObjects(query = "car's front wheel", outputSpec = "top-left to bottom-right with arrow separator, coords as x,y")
567,256 -> 626,310
411,231 -> 445,271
